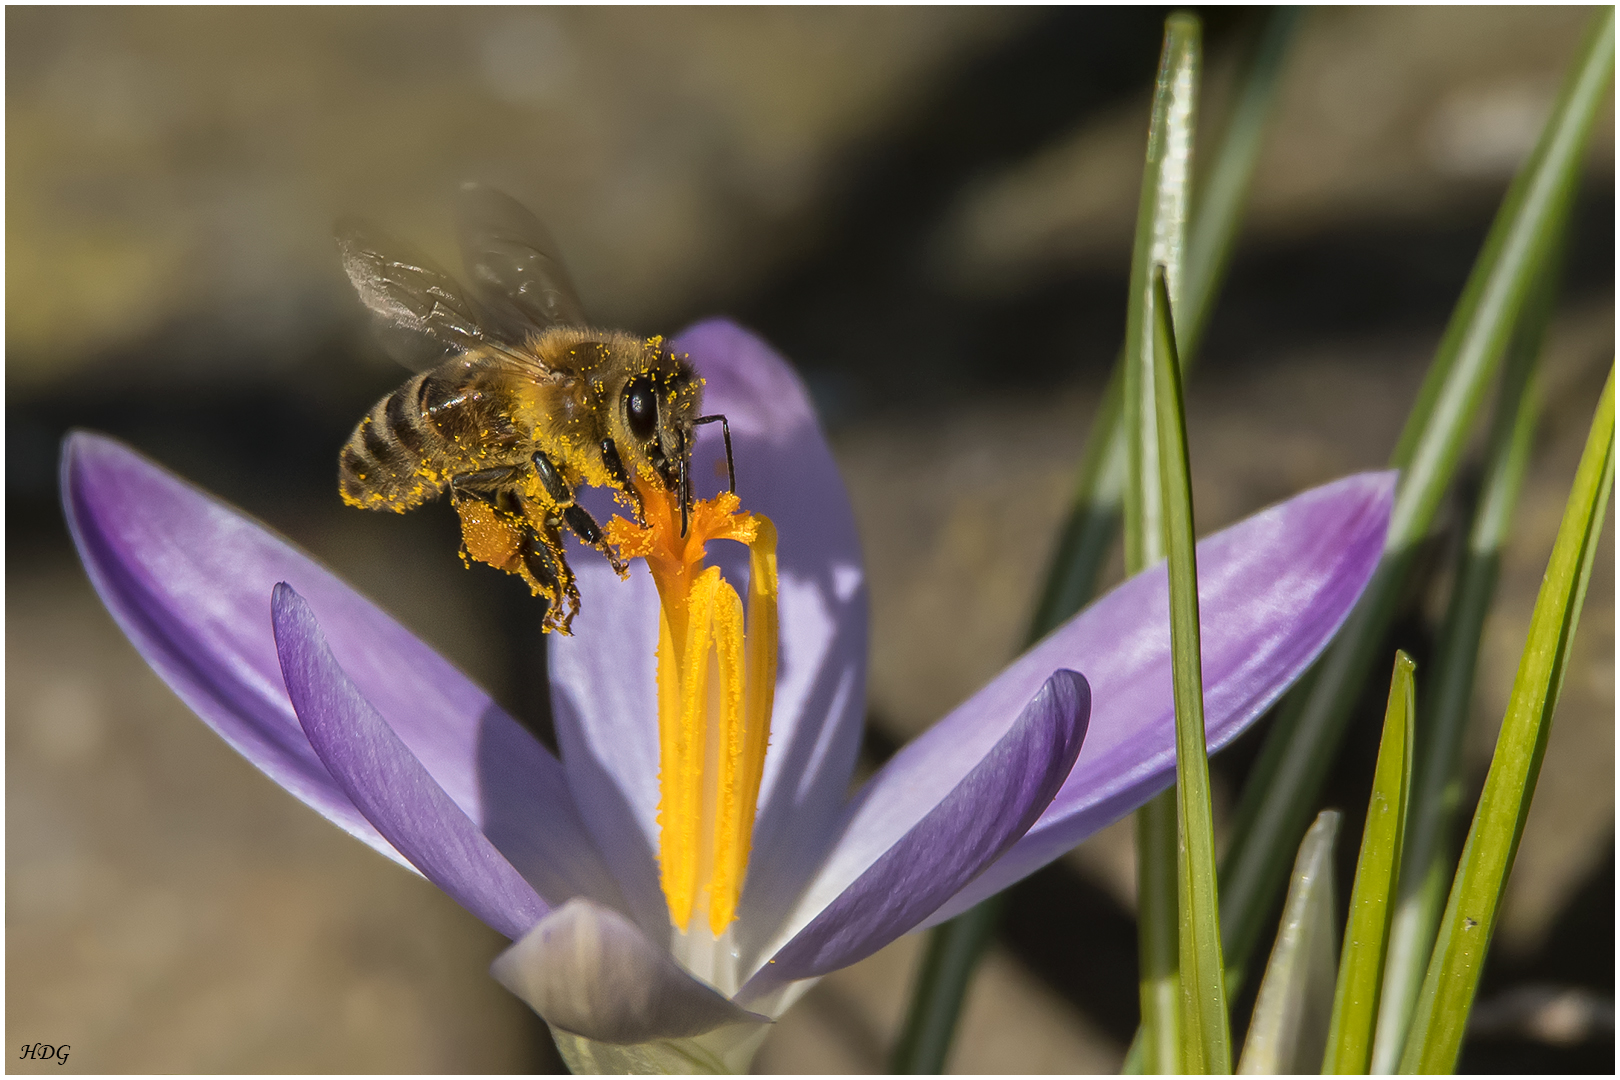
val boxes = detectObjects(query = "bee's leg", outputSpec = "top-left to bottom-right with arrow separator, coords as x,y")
447,471 -> 526,564
446,483 -> 511,562
529,449 -> 572,506
530,449 -> 619,562
449,485 -> 580,632
496,492 -> 582,630
522,517 -> 582,632
563,504 -> 611,551
509,522 -> 580,634
520,535 -> 561,595
517,527 -> 572,632
449,465 -> 528,496
599,438 -> 644,525
692,414 -> 736,496
492,489 -> 525,517
519,457 -> 627,576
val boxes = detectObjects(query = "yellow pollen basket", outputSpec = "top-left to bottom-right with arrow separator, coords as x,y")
605,487 -> 778,938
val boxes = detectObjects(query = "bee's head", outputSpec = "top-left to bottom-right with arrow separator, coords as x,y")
614,340 -> 699,491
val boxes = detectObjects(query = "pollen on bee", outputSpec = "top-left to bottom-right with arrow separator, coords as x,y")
457,501 -> 525,567
452,493 -> 581,634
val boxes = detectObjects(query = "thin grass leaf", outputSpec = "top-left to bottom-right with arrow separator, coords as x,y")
1400,366 -> 1614,1073
1385,7 -> 1610,546
1322,652 -> 1415,1073
1123,17 -> 1201,1071
1369,231 -> 1558,1075
1154,268 -> 1232,1073
1214,9 -> 1614,983
904,8 -> 1271,1067
1029,7 -> 1301,643
1134,792 -> 1182,1074
887,893 -> 1005,1073
1237,811 -> 1341,1075
1027,368 -> 1127,641
1124,13 -> 1200,575
1179,6 -> 1303,362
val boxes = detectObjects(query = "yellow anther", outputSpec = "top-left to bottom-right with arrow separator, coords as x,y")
605,486 -> 778,937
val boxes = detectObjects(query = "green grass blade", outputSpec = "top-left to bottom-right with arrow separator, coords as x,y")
1026,366 -> 1127,641
1028,6 -> 1300,644
896,11 -> 1218,1067
887,893 -> 1006,1073
1218,562 -> 1398,986
1124,17 -> 1200,1071
1179,6 -> 1302,360
925,12 -> 1303,1072
1236,811 -> 1341,1075
1134,791 -> 1181,1073
913,7 -> 1286,1067
1213,8 -> 1613,984
1369,230 -> 1557,1075
1400,366 -> 1615,1073
1322,652 -> 1415,1073
1124,12 -> 1199,575
1386,8 -> 1612,545
1154,268 -> 1232,1073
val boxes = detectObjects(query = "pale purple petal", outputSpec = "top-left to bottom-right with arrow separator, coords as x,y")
492,898 -> 769,1044
740,671 -> 1088,999
62,433 -> 621,910
546,566 -> 668,935
746,474 -> 1387,956
550,321 -> 869,950
274,584 -> 547,941
922,471 -> 1396,924
63,433 -> 393,862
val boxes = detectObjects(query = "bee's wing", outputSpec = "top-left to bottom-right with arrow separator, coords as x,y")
336,220 -> 489,371
457,183 -> 590,338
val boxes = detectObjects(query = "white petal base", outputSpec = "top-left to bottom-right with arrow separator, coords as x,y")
550,1024 -> 771,1075
492,899 -> 769,1048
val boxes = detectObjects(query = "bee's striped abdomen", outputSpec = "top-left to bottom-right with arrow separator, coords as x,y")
339,372 -> 447,511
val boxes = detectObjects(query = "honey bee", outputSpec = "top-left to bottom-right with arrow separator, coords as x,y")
336,184 -> 733,633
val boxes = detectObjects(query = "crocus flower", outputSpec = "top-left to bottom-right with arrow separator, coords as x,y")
63,319 -> 1393,1073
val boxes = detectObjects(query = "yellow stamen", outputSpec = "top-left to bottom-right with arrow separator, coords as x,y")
714,516 -> 777,931
605,486 -> 778,938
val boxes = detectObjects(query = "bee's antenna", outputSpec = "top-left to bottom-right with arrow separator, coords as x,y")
678,427 -> 691,538
693,414 -> 735,496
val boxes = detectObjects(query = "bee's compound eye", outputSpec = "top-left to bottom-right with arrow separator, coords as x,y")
625,377 -> 658,440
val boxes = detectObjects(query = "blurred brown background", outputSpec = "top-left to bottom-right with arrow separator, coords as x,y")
7,7 -> 1612,1073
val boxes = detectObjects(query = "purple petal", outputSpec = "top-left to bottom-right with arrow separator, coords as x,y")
492,898 -> 769,1044
740,671 -> 1088,999
63,434 -> 391,860
546,566 -> 668,933
61,433 -> 621,910
549,320 -> 869,948
274,584 -> 547,941
921,471 -> 1396,924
